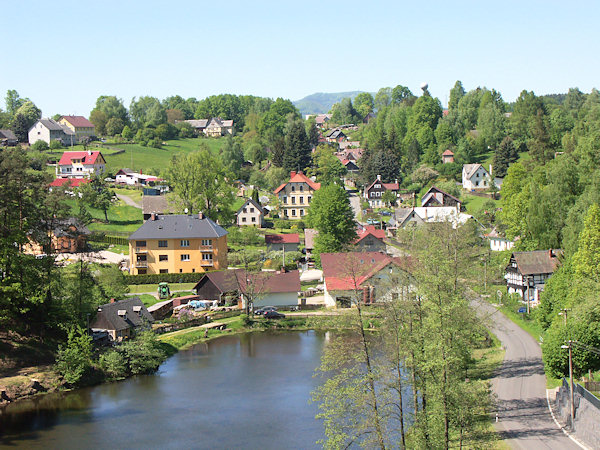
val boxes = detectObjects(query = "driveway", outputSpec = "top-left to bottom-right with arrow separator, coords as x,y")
115,193 -> 142,209
55,250 -> 128,266
474,298 -> 582,449
348,191 -> 362,223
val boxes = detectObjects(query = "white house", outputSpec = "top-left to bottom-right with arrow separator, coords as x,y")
56,150 -> 106,179
115,168 -> 161,186
505,249 -> 562,305
240,269 -> 301,309
236,198 -> 265,227
29,118 -> 76,146
485,228 -> 515,252
462,164 -> 491,190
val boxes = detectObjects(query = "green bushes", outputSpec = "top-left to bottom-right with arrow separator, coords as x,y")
31,140 -> 49,151
55,326 -> 94,386
125,272 -> 203,285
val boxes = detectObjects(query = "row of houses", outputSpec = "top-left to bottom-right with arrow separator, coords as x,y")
29,116 -> 96,146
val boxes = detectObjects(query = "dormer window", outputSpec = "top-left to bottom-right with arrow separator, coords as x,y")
375,184 -> 381,188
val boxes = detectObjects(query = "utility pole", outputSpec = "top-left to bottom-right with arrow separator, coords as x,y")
558,308 -> 570,326
526,275 -> 532,314
561,341 -> 575,424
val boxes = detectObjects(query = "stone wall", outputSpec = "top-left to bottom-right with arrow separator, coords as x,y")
555,379 -> 600,448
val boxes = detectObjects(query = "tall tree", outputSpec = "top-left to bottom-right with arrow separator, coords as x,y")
354,92 -> 375,118
572,204 -> 600,282
283,119 -> 311,172
448,81 -> 465,111
5,89 -> 25,116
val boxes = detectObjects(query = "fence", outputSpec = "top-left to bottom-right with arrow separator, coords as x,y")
88,232 -> 129,246
557,378 -> 600,448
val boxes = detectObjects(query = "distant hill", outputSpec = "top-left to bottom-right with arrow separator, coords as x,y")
293,91 -> 365,117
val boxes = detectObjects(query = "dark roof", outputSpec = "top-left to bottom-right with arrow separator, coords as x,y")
53,218 -> 90,237
39,118 -> 66,131
0,129 -> 17,140
236,198 -> 264,215
510,250 -> 563,275
265,234 -> 300,244
142,195 -> 176,215
193,268 -> 300,295
193,269 -> 244,294
421,186 -> 461,206
91,297 -> 154,332
129,214 -> 228,240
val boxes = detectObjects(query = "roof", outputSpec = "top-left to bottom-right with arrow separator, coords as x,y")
183,119 -> 209,128
274,171 -> 321,194
116,168 -> 135,175
240,269 -> 301,294
38,118 -> 68,132
265,233 -> 300,244
0,129 -> 17,140
304,228 -> 318,249
58,151 -> 103,166
52,218 -> 90,237
206,117 -> 234,128
510,250 -> 563,275
392,208 -> 423,227
442,149 -> 454,156
142,195 -> 176,215
236,198 -> 264,215
49,178 -> 91,187
91,297 -> 154,332
194,269 -> 245,294
355,225 -> 385,243
463,163 -> 488,180
129,214 -> 228,240
60,116 -> 95,128
421,186 -> 461,206
365,177 -> 399,192
321,252 -> 412,291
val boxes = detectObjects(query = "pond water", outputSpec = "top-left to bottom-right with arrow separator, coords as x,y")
0,331 -> 329,449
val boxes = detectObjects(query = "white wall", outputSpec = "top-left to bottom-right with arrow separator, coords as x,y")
250,292 -> 298,308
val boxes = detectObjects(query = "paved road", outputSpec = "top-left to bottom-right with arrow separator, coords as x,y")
115,193 -> 142,209
348,191 -> 362,222
474,299 -> 581,450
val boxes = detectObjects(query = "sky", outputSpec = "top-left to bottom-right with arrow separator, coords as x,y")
2,0 -> 599,116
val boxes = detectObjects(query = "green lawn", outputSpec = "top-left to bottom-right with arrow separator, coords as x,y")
462,193 -> 498,215
64,196 -> 142,235
112,187 -> 143,203
127,282 -> 198,294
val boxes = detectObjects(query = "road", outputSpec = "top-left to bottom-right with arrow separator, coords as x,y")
115,193 -> 142,209
474,299 -> 582,450
348,190 -> 362,222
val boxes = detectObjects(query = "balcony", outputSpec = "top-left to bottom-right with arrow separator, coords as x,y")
199,245 -> 214,252
135,247 -> 148,254
200,260 -> 214,267
135,261 -> 148,268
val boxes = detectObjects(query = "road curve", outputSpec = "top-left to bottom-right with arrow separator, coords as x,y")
474,299 -> 581,450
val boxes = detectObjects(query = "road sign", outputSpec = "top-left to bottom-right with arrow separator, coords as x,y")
518,307 -> 527,313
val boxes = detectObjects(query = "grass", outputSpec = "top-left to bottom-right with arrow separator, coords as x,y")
462,193 -> 498,215
138,294 -> 159,306
158,315 -> 245,350
64,196 -> 142,234
127,282 -> 198,294
112,187 -> 143,203
88,241 -> 130,255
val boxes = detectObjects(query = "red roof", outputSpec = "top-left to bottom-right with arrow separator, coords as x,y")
60,116 -> 95,128
58,151 -> 103,166
355,225 -> 386,243
265,233 -> 300,244
321,252 -> 411,291
442,149 -> 454,156
49,178 -> 91,187
274,171 -> 321,194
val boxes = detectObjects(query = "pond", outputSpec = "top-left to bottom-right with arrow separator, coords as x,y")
0,331 -> 329,449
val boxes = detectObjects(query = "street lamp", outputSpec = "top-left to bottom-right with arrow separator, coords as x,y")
561,341 -> 575,424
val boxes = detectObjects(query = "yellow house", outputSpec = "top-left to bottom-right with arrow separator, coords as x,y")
128,213 -> 228,275
58,116 -> 96,142
274,171 -> 321,219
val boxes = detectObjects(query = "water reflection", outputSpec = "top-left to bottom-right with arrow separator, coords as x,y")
1,331 -> 327,449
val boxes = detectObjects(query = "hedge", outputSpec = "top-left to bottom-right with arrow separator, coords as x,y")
88,232 -> 129,245
125,272 -> 204,285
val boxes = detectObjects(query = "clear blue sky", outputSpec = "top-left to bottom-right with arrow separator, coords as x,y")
2,0 -> 598,116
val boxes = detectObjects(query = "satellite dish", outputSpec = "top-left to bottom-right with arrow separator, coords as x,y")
420,82 -> 429,91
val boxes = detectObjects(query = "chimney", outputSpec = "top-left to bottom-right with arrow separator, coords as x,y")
198,211 -> 204,220
87,149 -> 91,156
489,164 -> 493,177
151,212 -> 156,221
377,174 -> 381,181
110,298 -> 116,303
290,171 -> 296,178
394,179 -> 398,185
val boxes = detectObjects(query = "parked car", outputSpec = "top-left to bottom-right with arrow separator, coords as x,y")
254,306 -> 277,316
263,311 -> 285,319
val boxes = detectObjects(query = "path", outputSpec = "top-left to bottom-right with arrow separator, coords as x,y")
115,193 -> 142,209
348,191 -> 362,223
474,298 -> 582,449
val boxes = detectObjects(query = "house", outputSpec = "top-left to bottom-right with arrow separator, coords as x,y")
49,177 -> 91,192
56,150 -> 106,179
363,175 -> 400,208
354,225 -> 386,252
388,208 -> 426,230
304,228 -> 318,261
265,234 -> 300,252
338,141 -> 361,151
240,269 -> 301,310
28,118 -> 76,146
0,129 -> 18,146
274,171 -> 321,219
389,206 -> 473,229
313,114 -> 332,128
141,195 -> 176,221
321,252 -> 412,308
335,155 -> 359,173
421,186 -> 461,208
58,116 -> 96,142
115,168 -> 161,186
236,198 -> 265,227
462,164 -> 491,190
505,249 -> 563,304
325,128 -> 347,143
485,228 -> 515,252
441,149 -> 454,164
128,212 -> 228,275
204,117 -> 235,137
177,119 -> 209,135
25,218 -> 90,255
193,269 -> 245,304
91,297 -> 154,342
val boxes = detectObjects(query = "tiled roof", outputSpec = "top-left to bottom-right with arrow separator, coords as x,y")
142,195 -> 176,215
355,225 -> 385,243
58,151 -> 103,166
49,178 -> 91,187
463,163 -> 487,180
236,198 -> 264,215
442,149 -> 454,156
60,116 -> 94,128
129,214 -> 228,240
240,269 -> 301,294
511,250 -> 563,275
0,129 -> 17,140
274,171 -> 321,194
265,233 -> 300,244
91,297 -> 154,332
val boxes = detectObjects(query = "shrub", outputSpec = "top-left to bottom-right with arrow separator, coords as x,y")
55,326 -> 93,386
49,139 -> 63,150
31,140 -> 49,151
121,331 -> 166,375
126,272 -> 203,285
98,349 -> 127,379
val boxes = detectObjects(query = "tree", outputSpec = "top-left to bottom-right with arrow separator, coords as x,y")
5,89 -> 25,116
55,326 -> 93,386
375,87 -> 392,111
90,96 -> 128,134
391,85 -> 414,105
354,92 -> 375,118
448,81 -> 465,111
89,109 -> 108,135
382,190 -> 397,207
283,119 -> 311,172
492,136 -> 518,178
105,117 -> 125,136
221,135 -> 245,176
79,175 -> 114,222
305,116 -> 319,147
121,125 -> 133,140
331,98 -> 359,125
14,100 -> 41,130
306,184 -> 356,260
528,109 -> 553,163
164,148 -> 236,223
572,204 -> 600,282
312,145 -> 347,185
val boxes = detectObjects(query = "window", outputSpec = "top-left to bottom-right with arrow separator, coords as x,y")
308,197 -> 311,203
181,254 -> 190,261
300,185 -> 304,192
180,240 -> 190,247
292,197 -> 296,204
292,209 -> 296,216
179,269 -> 183,273
201,239 -> 212,247
138,269 -> 147,274
136,241 -> 146,247
300,209 -> 304,216
192,268 -> 195,273
242,217 -> 247,222
159,255 -> 168,261
251,217 -> 256,222
202,253 -> 213,261
291,185 -> 295,192
243,208 -> 247,213
159,269 -> 168,274
158,240 -> 168,248
375,184 -> 381,188
283,196 -> 288,204
299,196 -> 304,204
